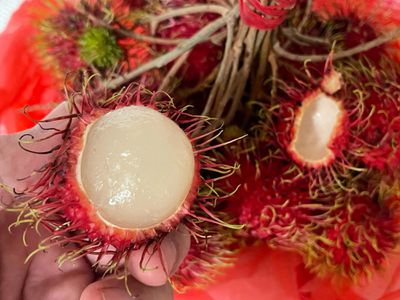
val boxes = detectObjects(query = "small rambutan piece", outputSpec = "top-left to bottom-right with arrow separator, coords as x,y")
11,84 -> 239,276
272,55 -> 400,193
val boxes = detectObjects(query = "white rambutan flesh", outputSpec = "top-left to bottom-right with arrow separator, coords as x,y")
290,92 -> 343,165
77,105 -> 195,229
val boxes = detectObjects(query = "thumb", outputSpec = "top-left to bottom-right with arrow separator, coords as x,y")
127,224 -> 191,287
0,101 -> 75,193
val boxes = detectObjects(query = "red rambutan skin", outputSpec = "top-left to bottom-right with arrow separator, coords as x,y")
220,146 -> 333,248
220,142 -> 400,279
171,223 -> 237,293
304,193 -> 400,279
39,5 -> 86,72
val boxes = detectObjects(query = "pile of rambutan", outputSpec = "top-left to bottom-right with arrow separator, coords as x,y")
2,0 -> 400,298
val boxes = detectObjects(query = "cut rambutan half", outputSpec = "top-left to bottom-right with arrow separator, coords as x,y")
271,55 -> 400,194
11,83 -> 240,276
65,104 -> 198,242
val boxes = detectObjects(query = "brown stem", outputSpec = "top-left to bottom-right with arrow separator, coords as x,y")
274,28 -> 400,62
225,28 -> 258,124
158,52 -> 190,93
202,12 -> 236,116
106,5 -> 239,90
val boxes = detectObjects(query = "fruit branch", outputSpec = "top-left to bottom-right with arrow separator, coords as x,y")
273,28 -> 400,62
106,5 -> 239,90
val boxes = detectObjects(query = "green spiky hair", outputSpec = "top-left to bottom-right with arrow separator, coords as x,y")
78,27 -> 123,68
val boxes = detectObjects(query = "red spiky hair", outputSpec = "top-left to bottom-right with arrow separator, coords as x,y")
171,218 -> 237,293
10,82 -> 239,278
220,140 -> 400,280
220,140 -> 335,249
303,190 -> 400,280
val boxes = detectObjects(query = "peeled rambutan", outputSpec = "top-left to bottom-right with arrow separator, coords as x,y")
10,83 -> 239,277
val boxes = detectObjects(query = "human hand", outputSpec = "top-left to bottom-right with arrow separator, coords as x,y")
0,103 -> 190,300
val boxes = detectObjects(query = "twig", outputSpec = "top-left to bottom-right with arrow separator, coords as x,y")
202,11 -> 236,116
84,10 -> 185,45
273,28 -> 400,62
148,4 -> 229,28
158,52 -> 190,92
106,5 -> 239,90
225,28 -> 257,124
214,24 -> 249,118
282,27 -> 330,45
297,0 -> 312,31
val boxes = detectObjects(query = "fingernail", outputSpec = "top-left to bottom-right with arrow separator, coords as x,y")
160,234 -> 178,275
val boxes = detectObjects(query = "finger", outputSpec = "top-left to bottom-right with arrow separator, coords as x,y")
0,208 -> 93,300
80,276 -> 173,300
23,242 -> 94,300
0,210 -> 31,300
0,101 -> 75,191
127,224 -> 191,287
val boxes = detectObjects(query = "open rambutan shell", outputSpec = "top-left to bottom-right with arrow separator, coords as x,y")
11,83 -> 239,276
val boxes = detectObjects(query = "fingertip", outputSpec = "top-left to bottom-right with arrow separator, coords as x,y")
127,224 -> 191,287
128,244 -> 169,287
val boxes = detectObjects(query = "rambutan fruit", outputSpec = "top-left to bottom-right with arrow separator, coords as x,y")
302,190 -> 400,280
220,140 -> 400,280
10,83 -> 240,278
269,54 -> 400,194
311,0 -> 400,61
220,141 -> 336,249
38,3 -> 87,72
36,1 -> 150,77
